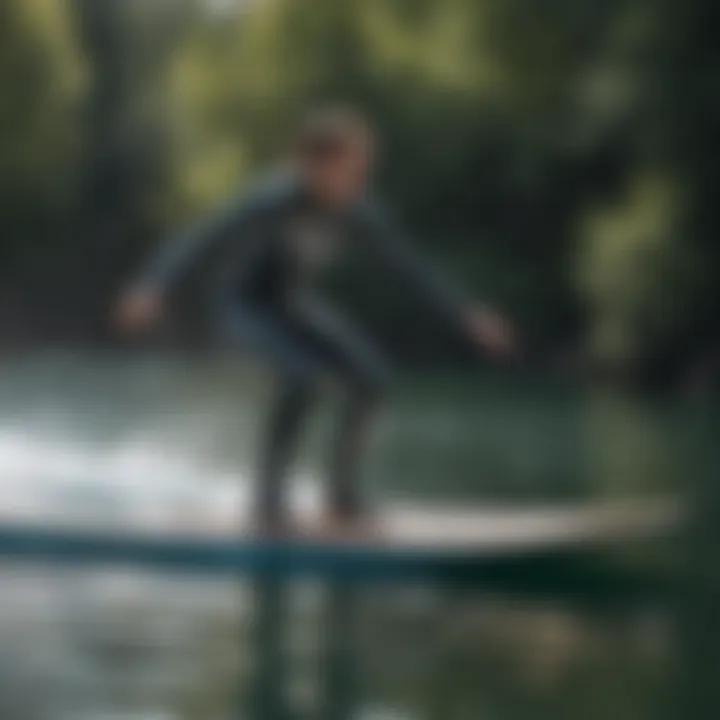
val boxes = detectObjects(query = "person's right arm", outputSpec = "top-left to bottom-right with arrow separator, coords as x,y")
114,189 -> 268,334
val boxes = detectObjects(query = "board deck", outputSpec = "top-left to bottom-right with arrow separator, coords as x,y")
0,497 -> 682,580
323,498 -> 681,552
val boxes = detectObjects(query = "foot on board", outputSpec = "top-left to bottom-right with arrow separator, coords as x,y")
250,516 -> 303,540
308,506 -> 384,543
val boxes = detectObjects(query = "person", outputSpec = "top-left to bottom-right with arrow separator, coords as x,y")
114,106 -> 514,534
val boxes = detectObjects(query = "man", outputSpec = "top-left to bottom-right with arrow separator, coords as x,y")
115,106 -> 514,533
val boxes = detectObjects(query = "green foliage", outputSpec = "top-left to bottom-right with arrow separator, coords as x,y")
0,0 -> 84,230
1,0 -> 719,377
577,172 -> 703,364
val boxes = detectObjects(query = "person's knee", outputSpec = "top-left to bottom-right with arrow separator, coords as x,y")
282,367 -> 320,407
348,362 -> 392,406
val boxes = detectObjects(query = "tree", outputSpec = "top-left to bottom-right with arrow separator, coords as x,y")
0,0 -> 84,269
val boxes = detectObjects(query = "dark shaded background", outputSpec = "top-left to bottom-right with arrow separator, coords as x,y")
1,4 -> 720,718
2,0 -> 719,389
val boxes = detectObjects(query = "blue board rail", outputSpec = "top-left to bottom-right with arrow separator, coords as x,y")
0,516 -> 679,597
0,522 -> 540,579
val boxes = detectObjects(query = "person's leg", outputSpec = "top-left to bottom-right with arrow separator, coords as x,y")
327,370 -> 385,518
290,299 -> 391,519
254,378 -> 314,526
223,306 -> 322,527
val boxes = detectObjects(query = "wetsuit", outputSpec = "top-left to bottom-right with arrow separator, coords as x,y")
138,172 -> 468,521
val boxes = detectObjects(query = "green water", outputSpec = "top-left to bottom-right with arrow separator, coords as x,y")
1,353 -> 699,501
0,354 -> 715,720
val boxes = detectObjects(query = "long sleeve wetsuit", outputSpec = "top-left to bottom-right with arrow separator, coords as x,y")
137,172 -> 469,521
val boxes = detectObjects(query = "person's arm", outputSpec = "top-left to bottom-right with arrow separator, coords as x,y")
114,187 -> 271,333
138,191 -> 265,292
355,199 -> 514,356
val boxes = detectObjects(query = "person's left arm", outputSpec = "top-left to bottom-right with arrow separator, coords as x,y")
354,200 -> 514,357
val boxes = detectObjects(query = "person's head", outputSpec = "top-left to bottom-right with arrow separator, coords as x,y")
291,105 -> 375,206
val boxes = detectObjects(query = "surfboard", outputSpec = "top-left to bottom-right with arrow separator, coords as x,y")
0,497 -> 681,580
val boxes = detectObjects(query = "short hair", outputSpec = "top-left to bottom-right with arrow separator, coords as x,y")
292,105 -> 373,161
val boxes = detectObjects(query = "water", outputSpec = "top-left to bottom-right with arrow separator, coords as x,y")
0,353 -> 713,720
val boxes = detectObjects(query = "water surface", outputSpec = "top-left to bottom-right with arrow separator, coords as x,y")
0,354 -> 710,720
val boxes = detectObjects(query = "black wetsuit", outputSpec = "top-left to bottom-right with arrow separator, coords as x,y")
139,172 -> 468,520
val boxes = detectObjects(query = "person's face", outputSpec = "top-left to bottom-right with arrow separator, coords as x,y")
306,135 -> 374,206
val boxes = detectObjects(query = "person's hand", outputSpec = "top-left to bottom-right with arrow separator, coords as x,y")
113,285 -> 164,335
464,305 -> 516,359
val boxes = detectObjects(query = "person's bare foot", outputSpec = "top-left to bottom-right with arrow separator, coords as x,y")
312,510 -> 382,542
250,516 -> 301,540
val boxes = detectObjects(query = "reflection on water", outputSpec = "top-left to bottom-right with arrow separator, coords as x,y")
0,566 -> 676,719
0,354 -> 711,719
